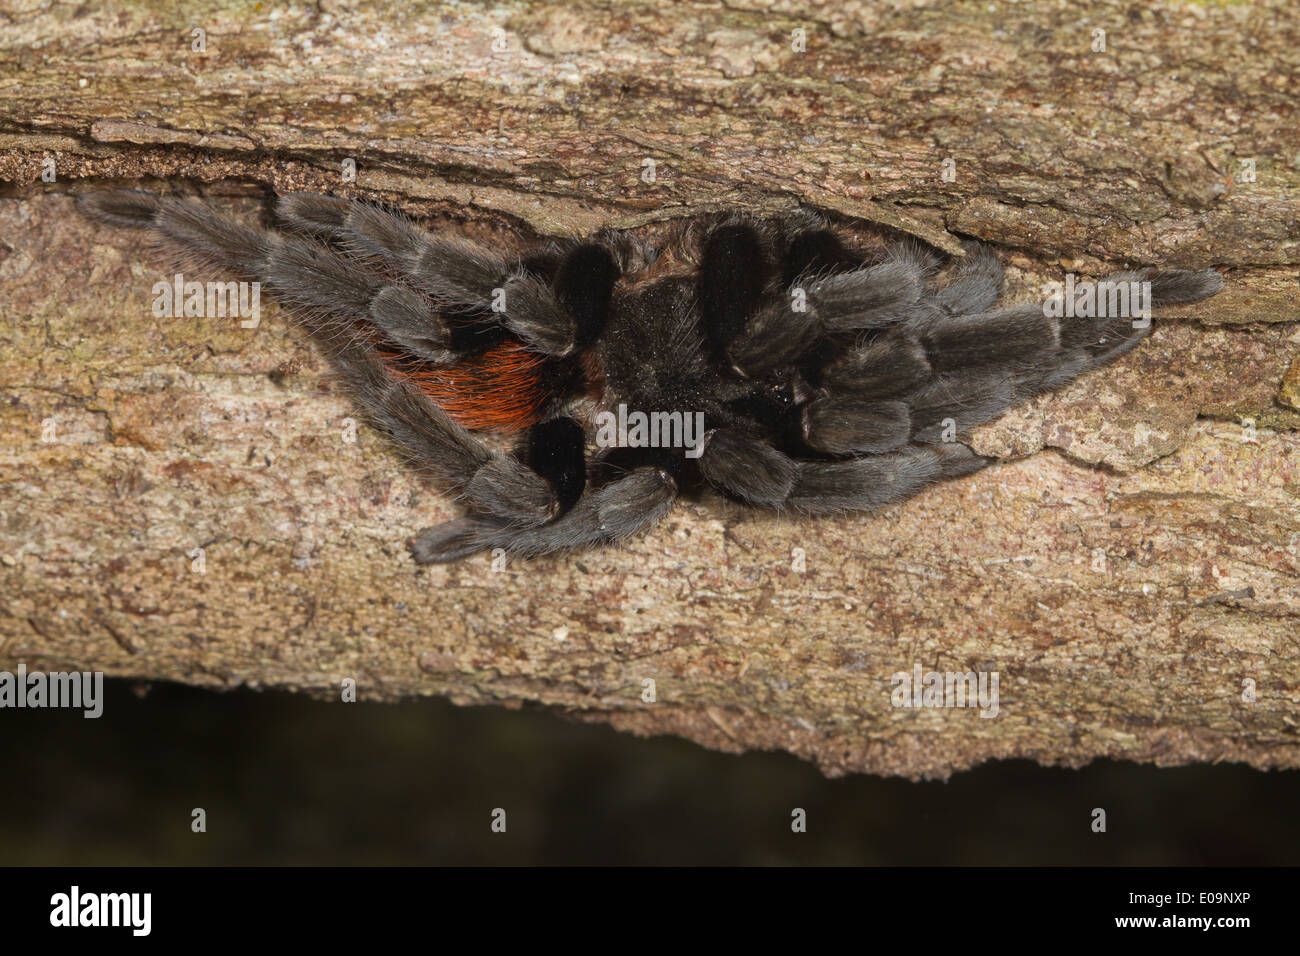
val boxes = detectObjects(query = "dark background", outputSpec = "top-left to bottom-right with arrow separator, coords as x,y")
2,679 -> 1296,866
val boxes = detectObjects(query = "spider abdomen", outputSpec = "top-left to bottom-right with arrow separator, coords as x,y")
379,338 -> 548,434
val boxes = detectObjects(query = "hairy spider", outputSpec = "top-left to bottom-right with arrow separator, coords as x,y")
79,190 -> 1222,563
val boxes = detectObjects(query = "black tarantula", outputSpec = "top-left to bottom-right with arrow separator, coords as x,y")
80,190 -> 1223,563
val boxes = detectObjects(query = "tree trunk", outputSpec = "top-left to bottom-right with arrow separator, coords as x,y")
1,0 -> 1297,778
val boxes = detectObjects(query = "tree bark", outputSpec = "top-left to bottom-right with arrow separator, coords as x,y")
1,0 -> 1297,778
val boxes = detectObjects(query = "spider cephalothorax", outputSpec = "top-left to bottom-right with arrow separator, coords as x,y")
80,191 -> 1223,562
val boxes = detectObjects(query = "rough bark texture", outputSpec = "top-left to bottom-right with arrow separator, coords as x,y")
1,0 -> 1297,779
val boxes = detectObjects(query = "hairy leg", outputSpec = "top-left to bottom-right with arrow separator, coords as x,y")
79,190 -> 583,528
277,193 -> 618,356
409,466 -> 678,563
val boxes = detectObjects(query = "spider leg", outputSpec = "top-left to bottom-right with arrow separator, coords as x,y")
801,243 -> 935,331
726,296 -> 821,378
907,370 -> 1016,440
79,190 -> 274,278
79,190 -> 574,527
277,193 -> 618,356
787,442 -> 993,514
409,465 -> 678,563
697,427 -> 991,514
707,220 -> 859,377
726,245 -> 938,382
717,249 -> 1222,514
931,242 -> 1005,315
1043,268 -> 1224,380
802,396 -> 912,455
274,303 -> 579,529
915,304 -> 1059,373
697,222 -> 771,358
812,257 -> 1223,451
821,333 -> 931,397
277,193 -> 510,303
551,243 -> 620,350
266,305 -> 571,527
803,314 -> 1043,456
800,333 -> 925,453
80,191 -> 461,363
697,429 -> 799,506
921,266 -> 1221,407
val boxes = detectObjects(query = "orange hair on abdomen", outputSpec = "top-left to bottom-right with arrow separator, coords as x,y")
374,337 -> 549,434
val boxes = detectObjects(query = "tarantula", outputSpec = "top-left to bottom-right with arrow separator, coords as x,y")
79,190 -> 1222,563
